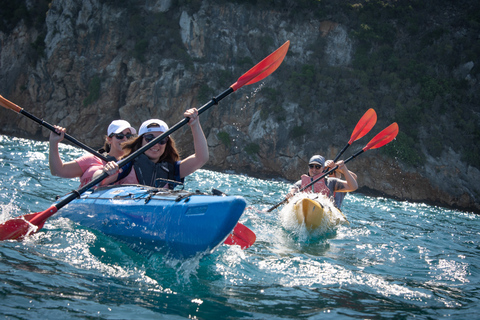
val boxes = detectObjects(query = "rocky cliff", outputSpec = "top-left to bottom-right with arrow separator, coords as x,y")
1,0 -> 479,213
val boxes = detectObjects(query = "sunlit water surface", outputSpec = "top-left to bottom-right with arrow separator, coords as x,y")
1,135 -> 479,319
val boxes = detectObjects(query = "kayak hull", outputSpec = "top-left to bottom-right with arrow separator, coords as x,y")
59,185 -> 247,258
292,195 -> 349,231
294,197 -> 326,229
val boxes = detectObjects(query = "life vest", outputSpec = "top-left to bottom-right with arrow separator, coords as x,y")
117,154 -> 179,189
300,174 -> 331,197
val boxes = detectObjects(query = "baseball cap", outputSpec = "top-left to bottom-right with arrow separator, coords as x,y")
107,120 -> 137,136
138,119 -> 169,136
308,155 -> 325,167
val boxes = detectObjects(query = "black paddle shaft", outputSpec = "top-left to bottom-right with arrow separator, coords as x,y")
20,109 -> 109,162
333,143 -> 350,162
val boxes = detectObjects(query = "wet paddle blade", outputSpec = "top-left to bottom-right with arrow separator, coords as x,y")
224,222 -> 256,249
363,122 -> 399,151
348,108 -> 377,144
231,40 -> 290,91
0,216 -> 38,241
0,207 -> 55,240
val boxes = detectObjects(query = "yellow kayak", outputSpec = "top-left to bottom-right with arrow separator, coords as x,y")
293,196 -> 349,230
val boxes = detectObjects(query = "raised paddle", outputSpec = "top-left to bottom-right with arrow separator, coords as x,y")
267,122 -> 399,212
0,40 -> 290,241
333,108 -> 377,162
0,95 -> 109,162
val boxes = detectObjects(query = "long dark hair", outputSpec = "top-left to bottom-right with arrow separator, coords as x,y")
121,135 -> 180,163
102,135 -> 111,153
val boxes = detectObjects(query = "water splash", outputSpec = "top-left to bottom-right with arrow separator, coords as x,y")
2,135 -> 480,319
241,82 -> 265,112
279,193 -> 348,238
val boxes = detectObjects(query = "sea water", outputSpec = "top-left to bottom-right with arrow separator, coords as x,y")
1,135 -> 479,319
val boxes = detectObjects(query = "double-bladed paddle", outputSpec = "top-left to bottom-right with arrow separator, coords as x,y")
0,95 -> 109,162
0,40 -> 290,242
265,108 -> 377,212
266,122 -> 399,212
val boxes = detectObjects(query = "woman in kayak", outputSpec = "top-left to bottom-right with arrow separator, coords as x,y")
287,155 -> 358,208
97,108 -> 208,188
48,120 -> 136,187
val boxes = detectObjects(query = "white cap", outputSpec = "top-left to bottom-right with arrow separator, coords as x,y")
107,120 -> 137,136
138,119 -> 169,136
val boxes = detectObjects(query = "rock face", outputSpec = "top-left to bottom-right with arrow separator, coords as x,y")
0,0 -> 479,213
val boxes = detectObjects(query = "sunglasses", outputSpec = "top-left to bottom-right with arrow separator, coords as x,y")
144,134 -> 169,145
309,164 -> 322,169
111,133 -> 134,140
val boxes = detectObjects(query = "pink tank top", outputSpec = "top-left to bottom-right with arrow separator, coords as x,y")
75,154 -> 105,187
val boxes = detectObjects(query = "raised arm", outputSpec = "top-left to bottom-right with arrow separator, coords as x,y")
331,160 -> 358,193
49,125 -> 83,178
179,108 -> 209,178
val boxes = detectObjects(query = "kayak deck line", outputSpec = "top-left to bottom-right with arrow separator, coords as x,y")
78,185 -> 221,203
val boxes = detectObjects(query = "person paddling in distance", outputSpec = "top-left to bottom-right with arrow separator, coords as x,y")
49,120 -> 137,187
324,159 -> 358,209
96,108 -> 209,188
286,155 -> 358,208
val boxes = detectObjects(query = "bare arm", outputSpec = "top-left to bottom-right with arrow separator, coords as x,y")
49,126 -> 83,178
332,160 -> 358,193
179,108 -> 209,178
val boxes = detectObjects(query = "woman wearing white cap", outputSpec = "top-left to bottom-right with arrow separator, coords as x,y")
287,154 -> 358,208
97,108 -> 208,189
48,120 -> 136,187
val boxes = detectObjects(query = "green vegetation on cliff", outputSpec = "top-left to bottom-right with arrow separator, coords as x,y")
2,0 -> 479,170
254,0 -> 480,168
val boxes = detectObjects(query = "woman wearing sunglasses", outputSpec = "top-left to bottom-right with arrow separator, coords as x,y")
287,155 -> 358,208
97,108 -> 208,189
48,120 -> 136,187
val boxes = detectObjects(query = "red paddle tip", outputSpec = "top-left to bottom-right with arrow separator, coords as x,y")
224,223 -> 256,249
348,108 -> 377,144
0,95 -> 23,113
0,218 -> 37,241
231,40 -> 290,91
364,122 -> 399,151
0,206 -> 55,241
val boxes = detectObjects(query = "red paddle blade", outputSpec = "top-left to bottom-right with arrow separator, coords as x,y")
348,108 -> 377,144
0,215 -> 39,241
224,222 -> 256,249
0,95 -> 22,113
0,206 -> 56,241
231,40 -> 290,91
363,122 -> 399,151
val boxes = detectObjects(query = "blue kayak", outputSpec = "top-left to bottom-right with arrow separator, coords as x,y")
59,185 -> 247,258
